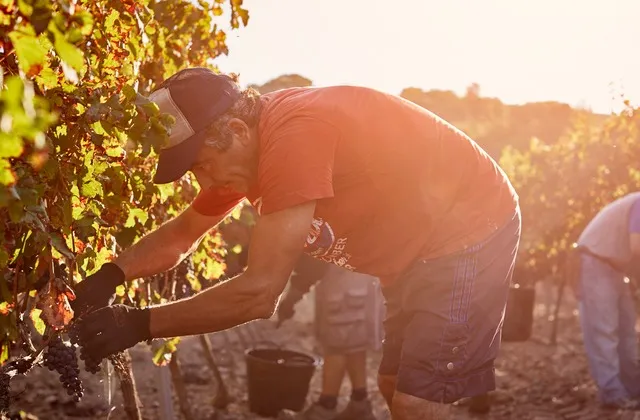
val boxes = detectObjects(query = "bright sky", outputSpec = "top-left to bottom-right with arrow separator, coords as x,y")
215,0 -> 639,114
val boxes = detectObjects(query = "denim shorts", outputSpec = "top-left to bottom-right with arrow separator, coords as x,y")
378,210 -> 521,404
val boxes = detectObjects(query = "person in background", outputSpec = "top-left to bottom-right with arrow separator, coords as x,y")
575,192 -> 640,410
277,255 -> 383,420
219,210 -> 383,419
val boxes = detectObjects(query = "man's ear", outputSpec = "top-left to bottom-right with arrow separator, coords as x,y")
227,118 -> 251,145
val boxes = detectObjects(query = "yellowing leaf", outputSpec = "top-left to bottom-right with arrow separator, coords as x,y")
237,8 -> 249,26
0,302 -> 11,315
0,158 -> 17,185
29,308 -> 46,335
35,67 -> 60,90
230,205 -> 243,220
35,279 -> 75,330
8,29 -> 48,75
152,337 -> 181,367
0,136 -> 24,158
0,342 -> 8,364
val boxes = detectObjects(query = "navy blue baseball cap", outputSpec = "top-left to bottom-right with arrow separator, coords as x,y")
148,67 -> 241,184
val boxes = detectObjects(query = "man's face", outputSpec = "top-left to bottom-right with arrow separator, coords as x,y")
190,118 -> 259,194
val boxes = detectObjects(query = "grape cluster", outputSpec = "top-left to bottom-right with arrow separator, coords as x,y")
0,373 -> 9,414
68,329 -> 101,375
43,337 -> 83,402
81,356 -> 101,375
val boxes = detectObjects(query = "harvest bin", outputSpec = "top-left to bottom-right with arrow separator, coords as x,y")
245,347 -> 320,417
502,286 -> 536,342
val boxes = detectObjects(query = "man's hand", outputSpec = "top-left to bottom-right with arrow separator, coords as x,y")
276,287 -> 304,326
276,292 -> 296,326
71,263 -> 125,317
72,305 -> 151,362
276,255 -> 330,326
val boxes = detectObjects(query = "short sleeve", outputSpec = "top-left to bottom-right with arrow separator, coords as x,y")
629,198 -> 640,233
192,186 -> 245,217
258,117 -> 339,215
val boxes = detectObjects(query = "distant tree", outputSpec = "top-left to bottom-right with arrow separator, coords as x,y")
399,87 -> 607,158
250,74 -> 312,94
465,83 -> 481,99
499,104 -> 640,284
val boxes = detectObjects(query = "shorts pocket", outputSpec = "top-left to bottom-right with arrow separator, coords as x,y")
435,323 -> 470,377
345,285 -> 368,309
320,290 -> 368,351
324,290 -> 344,313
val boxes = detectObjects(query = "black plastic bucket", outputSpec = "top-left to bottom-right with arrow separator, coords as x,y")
502,286 -> 536,342
245,347 -> 320,417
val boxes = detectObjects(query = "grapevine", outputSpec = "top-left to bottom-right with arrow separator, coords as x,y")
1,0 -> 250,416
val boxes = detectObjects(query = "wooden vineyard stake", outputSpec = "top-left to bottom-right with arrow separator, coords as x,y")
168,351 -> 194,420
156,364 -> 175,420
109,351 -> 142,420
198,335 -> 231,409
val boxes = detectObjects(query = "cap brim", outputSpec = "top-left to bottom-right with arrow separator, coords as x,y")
152,131 -> 206,184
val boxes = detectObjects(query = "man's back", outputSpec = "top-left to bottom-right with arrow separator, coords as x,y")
256,85 -> 518,284
578,192 -> 640,268
194,84 -> 518,284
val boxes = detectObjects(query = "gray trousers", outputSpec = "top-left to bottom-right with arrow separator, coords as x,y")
579,254 -> 640,403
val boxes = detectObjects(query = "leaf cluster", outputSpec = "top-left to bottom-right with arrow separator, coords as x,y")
0,0 -> 249,364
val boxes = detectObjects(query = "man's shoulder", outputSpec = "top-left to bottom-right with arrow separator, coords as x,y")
262,85 -> 391,112
258,87 -> 346,142
580,192 -> 640,239
259,84 -> 400,136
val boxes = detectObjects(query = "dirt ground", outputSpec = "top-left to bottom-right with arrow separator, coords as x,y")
6,284 -> 640,420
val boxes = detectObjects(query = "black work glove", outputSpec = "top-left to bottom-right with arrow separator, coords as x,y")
72,304 -> 151,362
71,263 -> 125,317
276,287 -> 305,327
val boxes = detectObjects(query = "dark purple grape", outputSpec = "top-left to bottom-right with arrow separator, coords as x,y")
1,373 -> 10,413
42,337 -> 84,402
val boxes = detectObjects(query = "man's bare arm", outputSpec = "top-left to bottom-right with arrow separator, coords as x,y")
628,233 -> 640,281
148,201 -> 316,338
631,233 -> 640,258
114,205 -> 228,281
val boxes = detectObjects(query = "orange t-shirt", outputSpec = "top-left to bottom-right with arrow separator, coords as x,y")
192,86 -> 518,286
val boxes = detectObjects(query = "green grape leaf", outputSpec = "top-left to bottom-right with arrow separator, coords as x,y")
81,179 -> 104,199
51,27 -> 85,73
49,232 -> 74,260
